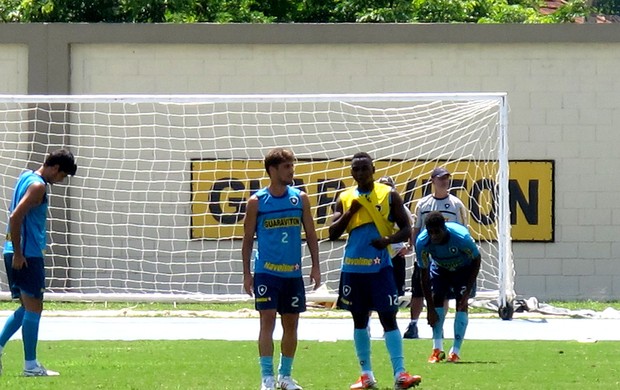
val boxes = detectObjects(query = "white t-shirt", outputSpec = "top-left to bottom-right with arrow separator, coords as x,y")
413,194 -> 468,228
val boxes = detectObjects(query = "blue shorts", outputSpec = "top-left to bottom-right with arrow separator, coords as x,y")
4,254 -> 45,300
253,273 -> 306,314
337,267 -> 398,313
429,264 -> 477,303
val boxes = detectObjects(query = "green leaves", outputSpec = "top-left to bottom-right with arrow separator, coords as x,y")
0,0 -> 596,23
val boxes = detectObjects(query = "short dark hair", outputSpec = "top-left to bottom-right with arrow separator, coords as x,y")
352,152 -> 372,162
425,211 -> 446,230
264,148 -> 294,174
45,148 -> 77,176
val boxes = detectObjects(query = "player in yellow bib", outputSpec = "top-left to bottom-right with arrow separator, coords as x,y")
329,152 -> 421,390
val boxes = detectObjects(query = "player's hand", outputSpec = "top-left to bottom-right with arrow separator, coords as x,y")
243,273 -> 254,297
309,265 -> 321,290
370,236 -> 390,250
397,244 -> 411,256
427,308 -> 439,327
12,254 -> 27,270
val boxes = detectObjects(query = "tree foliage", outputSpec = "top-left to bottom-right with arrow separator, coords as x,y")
594,0 -> 620,14
0,0 -> 596,23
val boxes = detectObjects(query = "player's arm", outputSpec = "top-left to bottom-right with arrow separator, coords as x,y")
241,195 -> 259,296
300,192 -> 321,290
8,181 -> 46,269
410,203 -> 422,254
328,195 -> 360,241
417,249 -> 438,326
457,200 -> 469,226
398,207 -> 415,255
371,190 -> 411,250
411,227 -> 421,253
457,253 -> 482,311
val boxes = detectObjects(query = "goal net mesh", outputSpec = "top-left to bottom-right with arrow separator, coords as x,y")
0,94 -> 513,304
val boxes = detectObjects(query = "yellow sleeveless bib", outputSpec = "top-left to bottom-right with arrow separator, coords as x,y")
340,182 -> 395,237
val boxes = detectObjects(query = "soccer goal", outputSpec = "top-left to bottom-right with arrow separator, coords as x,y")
0,93 -> 514,315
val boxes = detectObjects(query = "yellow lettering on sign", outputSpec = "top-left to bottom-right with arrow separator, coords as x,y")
191,160 -> 553,242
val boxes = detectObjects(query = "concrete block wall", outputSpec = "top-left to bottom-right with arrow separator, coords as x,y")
1,24 -> 620,300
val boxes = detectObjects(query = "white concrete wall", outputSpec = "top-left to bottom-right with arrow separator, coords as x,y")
0,44 -> 29,220
68,42 -> 620,300
2,24 -> 620,301
0,44 -> 28,94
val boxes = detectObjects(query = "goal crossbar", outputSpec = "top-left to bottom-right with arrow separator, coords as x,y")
0,93 -> 513,312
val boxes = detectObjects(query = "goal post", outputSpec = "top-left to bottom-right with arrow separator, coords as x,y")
0,93 -> 514,312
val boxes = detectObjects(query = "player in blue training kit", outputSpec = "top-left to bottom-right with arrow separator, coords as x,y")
329,152 -> 421,390
0,149 -> 77,377
404,166 -> 468,339
242,148 -> 321,390
416,211 -> 481,364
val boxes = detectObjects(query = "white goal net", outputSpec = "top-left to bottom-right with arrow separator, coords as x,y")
0,93 -> 514,309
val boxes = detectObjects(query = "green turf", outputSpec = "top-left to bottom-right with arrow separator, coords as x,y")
1,338 -> 618,389
1,299 -> 619,314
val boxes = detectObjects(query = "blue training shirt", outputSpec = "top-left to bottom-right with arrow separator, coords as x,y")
253,186 -> 304,278
342,223 -> 393,273
4,170 -> 48,258
415,222 -> 479,272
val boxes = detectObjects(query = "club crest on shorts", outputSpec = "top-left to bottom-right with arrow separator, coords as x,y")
343,285 -> 351,296
257,284 -> 268,296
289,196 -> 299,206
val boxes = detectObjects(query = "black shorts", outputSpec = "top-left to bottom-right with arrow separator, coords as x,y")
411,262 -> 458,300
430,265 -> 477,304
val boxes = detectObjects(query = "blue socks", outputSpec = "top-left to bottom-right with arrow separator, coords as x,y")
353,327 -> 372,372
261,354 -> 295,378
384,329 -> 405,376
432,307 -> 446,341
453,311 -> 469,352
22,311 -> 41,363
259,356 -> 274,377
0,306 -> 25,347
278,354 -> 294,377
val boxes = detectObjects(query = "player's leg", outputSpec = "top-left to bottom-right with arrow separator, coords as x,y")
276,277 -> 305,390
448,268 -> 476,363
391,253 -> 406,298
17,257 -> 58,377
254,273 -> 279,390
350,310 -> 377,389
374,268 -> 421,389
404,265 -> 423,339
340,272 -> 377,390
428,270 -> 448,363
0,254 -> 26,375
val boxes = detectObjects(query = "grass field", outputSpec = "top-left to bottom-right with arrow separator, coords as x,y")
0,338 -> 618,389
1,300 -> 619,389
